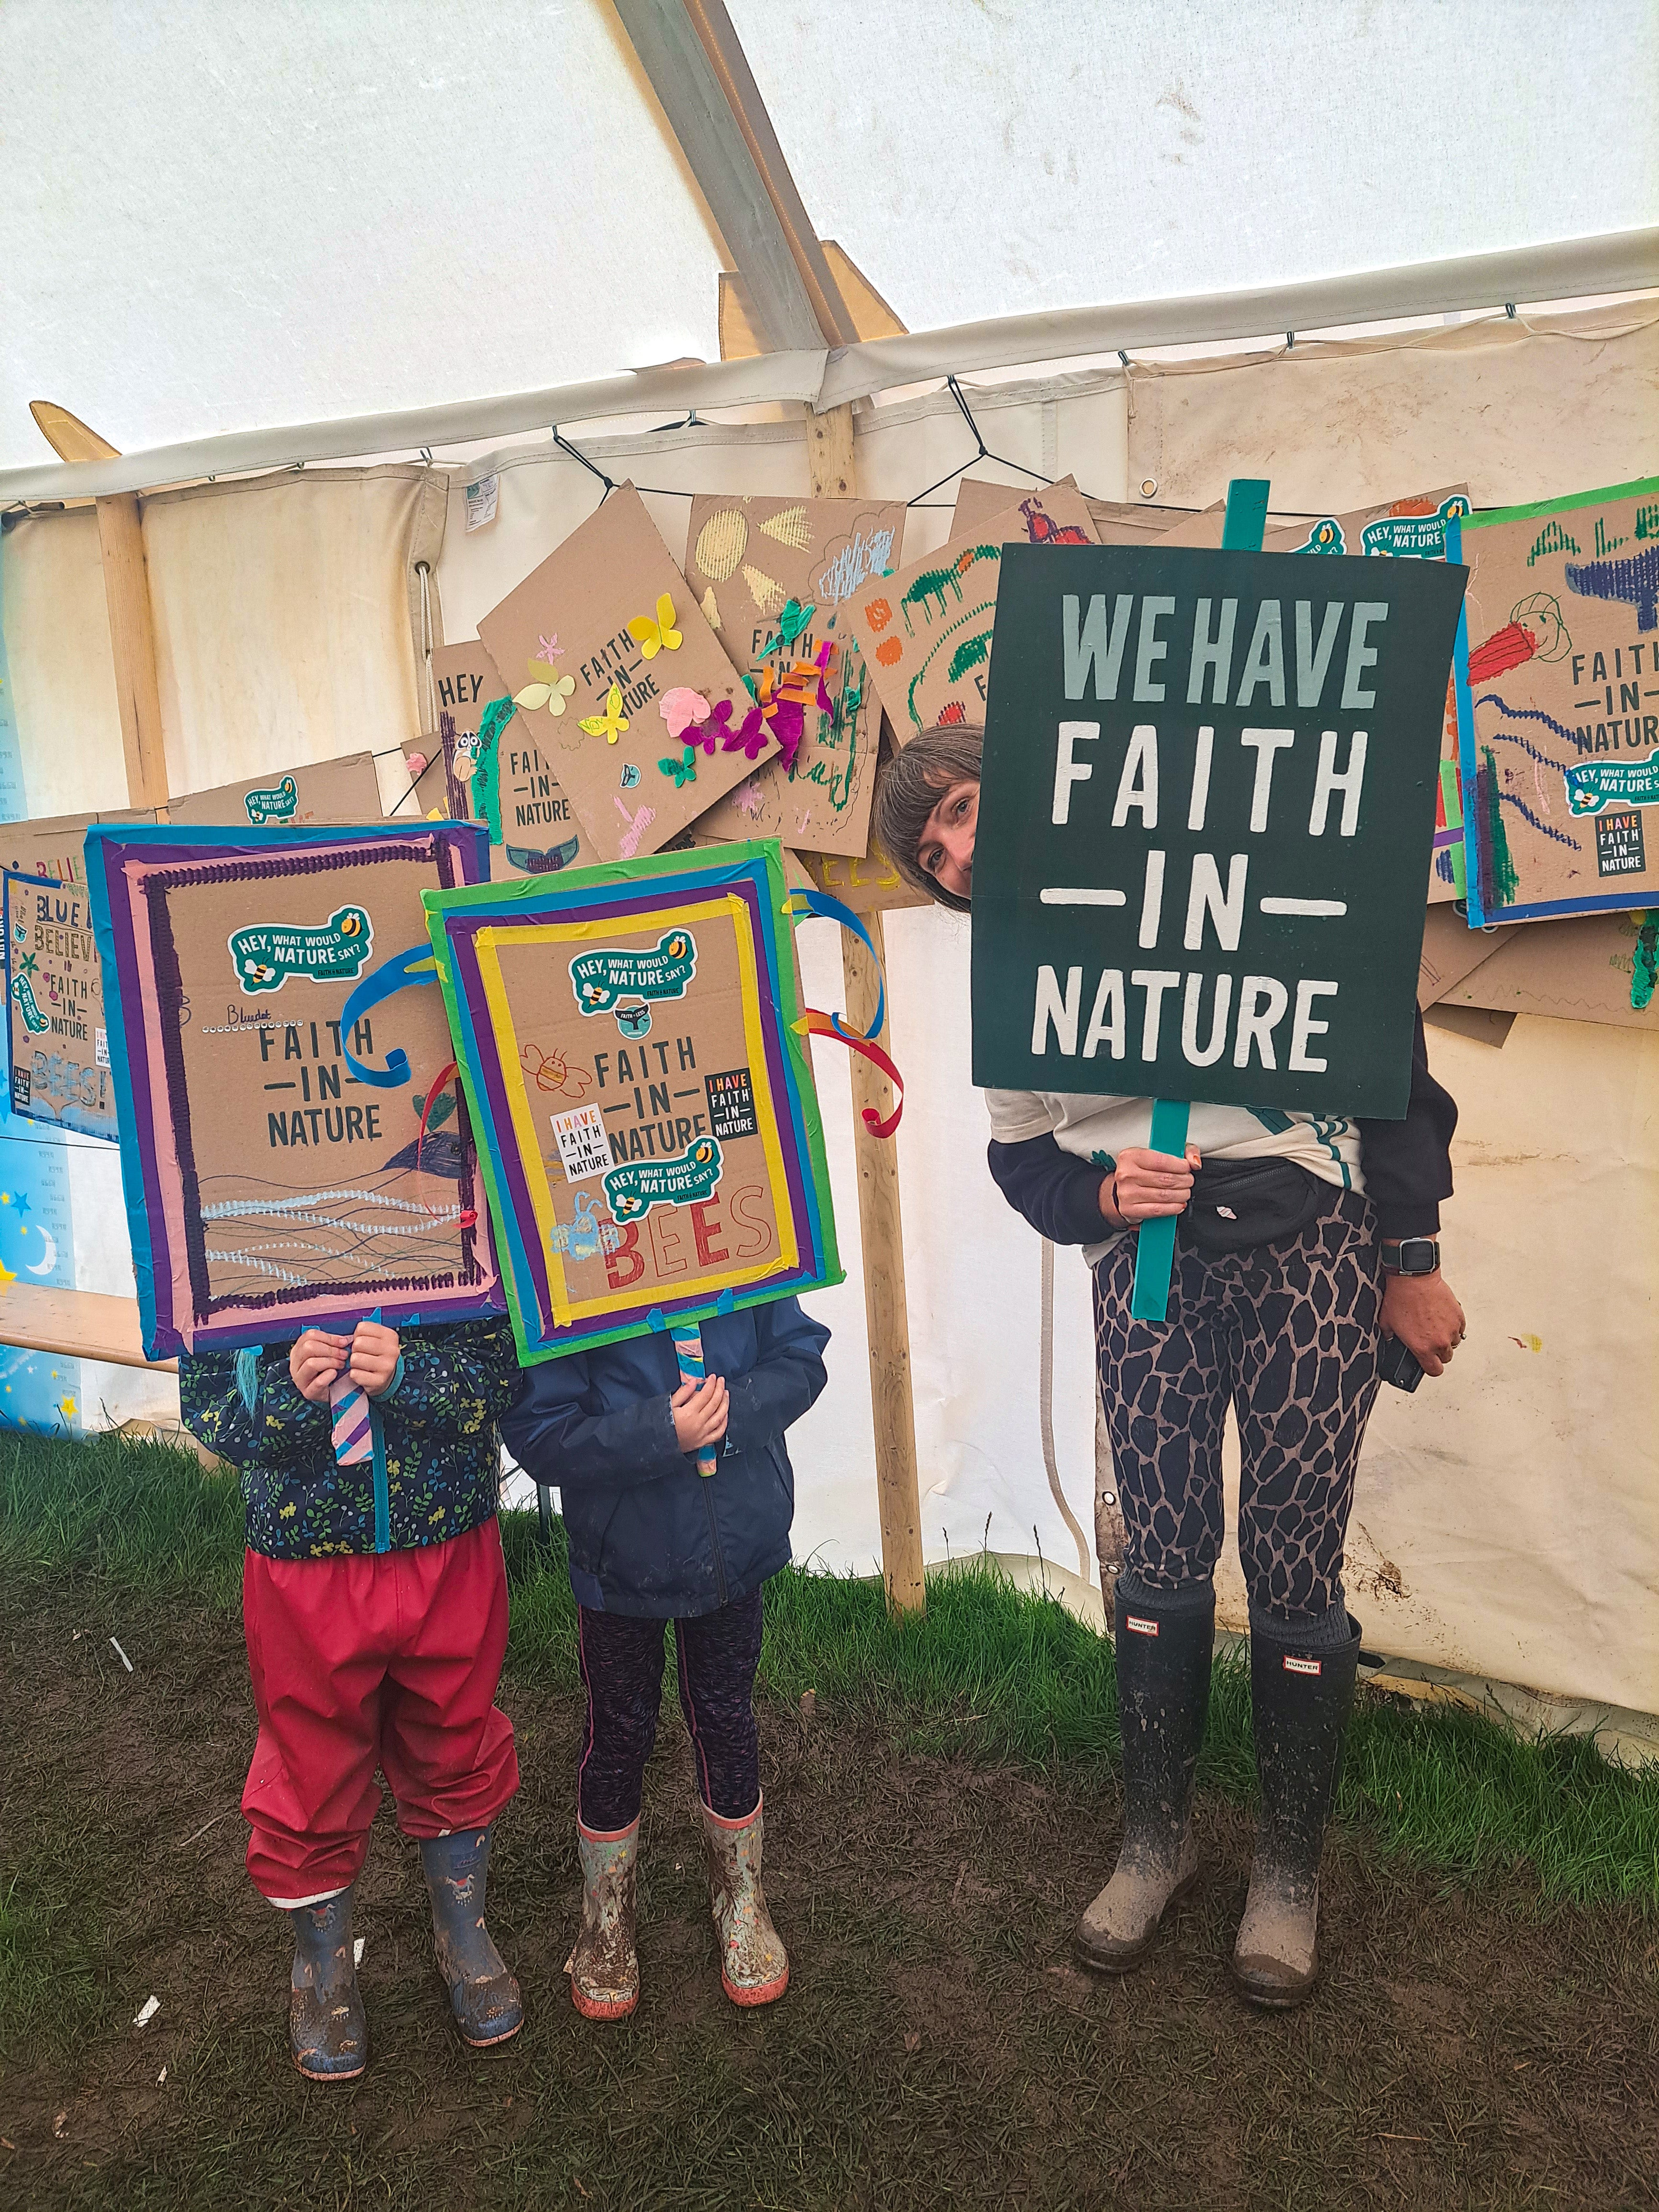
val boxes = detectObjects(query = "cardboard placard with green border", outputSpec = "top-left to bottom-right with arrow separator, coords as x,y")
972,542 -> 1468,1117
1451,476 -> 1659,925
422,838 -> 840,1361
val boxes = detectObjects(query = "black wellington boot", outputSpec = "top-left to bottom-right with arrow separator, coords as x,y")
1074,1576 -> 1214,1974
1232,1610 -> 1362,2009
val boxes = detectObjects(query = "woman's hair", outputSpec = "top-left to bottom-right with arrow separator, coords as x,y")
871,721 -> 984,914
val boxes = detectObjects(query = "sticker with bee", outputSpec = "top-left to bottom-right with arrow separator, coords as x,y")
226,906 -> 374,992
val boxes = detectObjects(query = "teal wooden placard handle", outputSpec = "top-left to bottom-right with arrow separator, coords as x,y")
1128,476 -> 1271,1324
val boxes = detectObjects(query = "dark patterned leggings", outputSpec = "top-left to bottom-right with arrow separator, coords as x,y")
1094,1189 -> 1383,1622
575,1587 -> 764,1832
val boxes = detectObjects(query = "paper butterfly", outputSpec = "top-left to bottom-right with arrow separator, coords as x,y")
628,592 -> 683,659
658,744 -> 699,788
658,686 -> 712,742
516,664 -> 575,715
778,598 -> 815,647
521,1041 -> 592,1100
579,684 -> 630,742
708,697 -> 769,760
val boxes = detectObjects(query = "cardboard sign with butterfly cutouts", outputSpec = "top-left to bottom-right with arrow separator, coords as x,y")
422,840 -> 849,1362
845,482 -> 1100,741
85,820 -> 502,1358
680,493 -> 908,858
476,487 -> 765,865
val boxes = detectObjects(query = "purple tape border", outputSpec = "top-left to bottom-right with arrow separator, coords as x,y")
444,871 -> 817,1346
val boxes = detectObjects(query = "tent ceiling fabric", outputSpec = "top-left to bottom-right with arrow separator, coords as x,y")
730,0 -> 1659,332
5,0 -> 1657,473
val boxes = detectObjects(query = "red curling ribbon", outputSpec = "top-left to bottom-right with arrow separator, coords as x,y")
793,1012 -> 904,1138
416,1059 -> 459,1173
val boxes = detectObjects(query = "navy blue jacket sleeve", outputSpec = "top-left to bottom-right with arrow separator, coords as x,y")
722,1298 -> 831,1458
501,1351 -> 689,1493
986,1133 -> 1110,1245
1356,1007 -> 1458,1239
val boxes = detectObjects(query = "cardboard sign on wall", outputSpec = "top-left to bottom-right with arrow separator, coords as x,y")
476,486 -> 763,864
682,492 -> 907,859
431,639 -> 590,881
1452,476 -> 1659,925
847,482 -> 1100,741
87,821 -> 500,1358
166,751 -> 385,830
0,807 -> 157,1143
972,542 -> 1469,1114
425,841 -> 839,1361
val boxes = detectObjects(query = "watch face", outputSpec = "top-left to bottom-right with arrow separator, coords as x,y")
1393,1238 -> 1439,1274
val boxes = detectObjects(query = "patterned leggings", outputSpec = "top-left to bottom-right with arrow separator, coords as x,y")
575,1588 -> 764,1831
1093,1189 -> 1383,1622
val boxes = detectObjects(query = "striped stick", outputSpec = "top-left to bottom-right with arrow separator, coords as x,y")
327,1306 -> 383,1466
669,1323 -> 718,1478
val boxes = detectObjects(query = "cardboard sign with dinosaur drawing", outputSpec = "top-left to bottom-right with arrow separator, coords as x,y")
1451,475 -> 1659,924
682,492 -> 907,858
476,486 -> 763,864
845,482 -> 1099,741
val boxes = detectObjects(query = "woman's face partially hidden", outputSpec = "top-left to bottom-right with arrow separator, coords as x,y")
917,779 -> 979,902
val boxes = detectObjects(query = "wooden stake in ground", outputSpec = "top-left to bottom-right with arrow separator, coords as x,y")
808,404 -> 926,1615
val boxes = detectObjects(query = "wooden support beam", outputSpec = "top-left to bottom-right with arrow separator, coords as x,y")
808,404 -> 926,1615
94,493 -> 170,810
0,1283 -> 175,1373
839,909 -> 926,1613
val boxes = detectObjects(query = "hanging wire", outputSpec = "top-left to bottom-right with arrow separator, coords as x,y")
549,425 -> 693,503
907,375 -> 1117,509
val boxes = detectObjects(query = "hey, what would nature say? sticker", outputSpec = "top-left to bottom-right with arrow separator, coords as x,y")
972,544 -> 1468,1117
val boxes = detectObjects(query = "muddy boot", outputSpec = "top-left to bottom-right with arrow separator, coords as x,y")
1075,1575 -> 1213,1974
288,1889 -> 367,2082
1232,1606 -> 1362,2009
567,1818 -> 640,2021
699,1794 -> 789,2007
420,1827 -> 524,2048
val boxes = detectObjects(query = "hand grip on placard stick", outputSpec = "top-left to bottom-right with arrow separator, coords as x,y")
1128,477 -> 1270,1326
669,1322 -> 718,1477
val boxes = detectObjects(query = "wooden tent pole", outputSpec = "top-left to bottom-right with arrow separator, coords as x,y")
94,495 -> 170,811
807,405 -> 926,1615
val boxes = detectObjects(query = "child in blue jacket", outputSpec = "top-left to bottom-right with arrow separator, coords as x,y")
503,1296 -> 829,2019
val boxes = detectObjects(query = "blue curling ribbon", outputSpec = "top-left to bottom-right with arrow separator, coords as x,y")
338,943 -> 438,1089
782,886 -> 885,1041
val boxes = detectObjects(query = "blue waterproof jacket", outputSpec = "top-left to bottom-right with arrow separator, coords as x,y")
502,1298 -> 830,1618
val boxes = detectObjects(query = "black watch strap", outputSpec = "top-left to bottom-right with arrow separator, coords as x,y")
1381,1236 -> 1440,1276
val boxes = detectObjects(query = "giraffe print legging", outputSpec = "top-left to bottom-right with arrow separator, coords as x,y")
1094,1188 -> 1383,1622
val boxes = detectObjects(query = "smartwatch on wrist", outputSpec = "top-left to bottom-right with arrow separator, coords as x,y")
1381,1237 -> 1440,1276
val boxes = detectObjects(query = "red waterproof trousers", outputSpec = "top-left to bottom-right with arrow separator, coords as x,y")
241,1517 -> 519,1903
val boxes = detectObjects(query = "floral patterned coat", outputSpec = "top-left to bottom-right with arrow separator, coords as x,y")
178,1318 -> 522,1561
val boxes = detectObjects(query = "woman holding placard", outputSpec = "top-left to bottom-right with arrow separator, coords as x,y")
876,726 -> 1467,2008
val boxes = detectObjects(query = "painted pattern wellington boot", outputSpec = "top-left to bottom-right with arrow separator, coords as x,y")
699,1794 -> 789,2007
1232,1608 -> 1363,2009
420,1827 -> 524,2048
1074,1575 -> 1215,1974
288,1888 -> 367,2082
567,1818 -> 641,2021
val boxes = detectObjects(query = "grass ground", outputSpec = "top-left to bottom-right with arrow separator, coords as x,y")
3,1431 -> 1658,2210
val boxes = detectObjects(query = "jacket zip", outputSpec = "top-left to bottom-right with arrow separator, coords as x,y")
701,1473 -> 728,1607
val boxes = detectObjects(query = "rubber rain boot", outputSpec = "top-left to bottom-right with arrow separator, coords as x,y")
699,1794 -> 789,2007
1074,1576 -> 1214,1974
419,1826 -> 524,2048
567,1818 -> 640,2021
1232,1609 -> 1363,2009
288,1888 -> 367,2082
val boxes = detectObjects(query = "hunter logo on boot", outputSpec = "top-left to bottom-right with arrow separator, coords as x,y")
1283,1655 -> 1323,1676
1124,1615 -> 1160,1637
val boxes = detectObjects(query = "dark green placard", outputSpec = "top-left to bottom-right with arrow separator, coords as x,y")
972,543 -> 1469,1118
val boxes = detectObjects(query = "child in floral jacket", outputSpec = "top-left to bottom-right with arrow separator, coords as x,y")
181,1314 -> 524,2081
